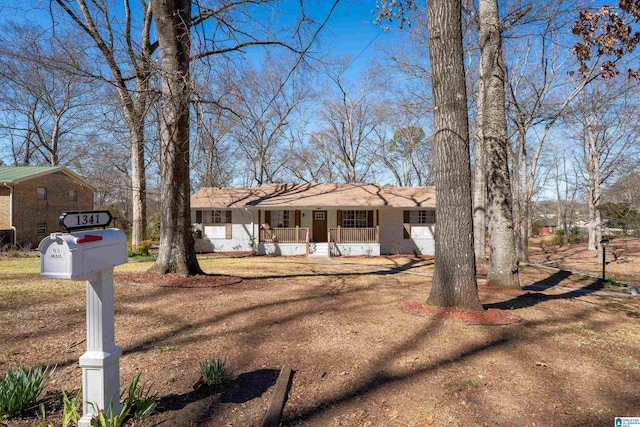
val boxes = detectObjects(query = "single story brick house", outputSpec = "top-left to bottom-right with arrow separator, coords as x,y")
190,183 -> 436,256
0,166 -> 95,247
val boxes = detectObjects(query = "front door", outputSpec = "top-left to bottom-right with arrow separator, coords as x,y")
312,211 -> 327,242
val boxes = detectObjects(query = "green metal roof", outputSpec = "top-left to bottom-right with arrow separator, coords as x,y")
0,166 -> 63,183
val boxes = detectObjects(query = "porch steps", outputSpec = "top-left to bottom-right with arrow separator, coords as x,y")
308,242 -> 330,257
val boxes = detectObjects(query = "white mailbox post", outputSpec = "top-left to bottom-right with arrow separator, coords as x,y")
39,224 -> 127,427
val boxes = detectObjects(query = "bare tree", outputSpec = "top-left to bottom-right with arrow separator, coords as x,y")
479,0 -> 520,289
53,0 -> 157,250
506,13 -> 599,262
226,54 -> 312,185
373,124 -> 434,186
313,68 -> 382,183
375,0 -> 482,309
563,80 -> 640,262
149,0 -> 324,274
426,0 -> 482,309
0,25 -> 95,166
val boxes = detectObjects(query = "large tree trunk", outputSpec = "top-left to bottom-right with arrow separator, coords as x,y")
473,57 -> 487,265
586,123 -> 603,262
130,122 -> 147,250
426,0 -> 483,311
150,0 -> 203,275
480,0 -> 520,289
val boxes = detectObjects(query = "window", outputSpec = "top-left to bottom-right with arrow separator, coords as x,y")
410,210 -> 435,224
37,187 -> 47,200
37,222 -> 47,235
69,189 -> 77,202
343,210 -> 367,228
211,210 -> 231,224
314,212 -> 325,220
204,225 -> 226,239
271,210 -> 290,228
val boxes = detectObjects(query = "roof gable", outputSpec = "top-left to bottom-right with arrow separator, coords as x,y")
191,183 -> 436,209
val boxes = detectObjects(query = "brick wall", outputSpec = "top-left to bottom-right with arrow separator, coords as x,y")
0,187 -> 10,228
12,171 -> 94,247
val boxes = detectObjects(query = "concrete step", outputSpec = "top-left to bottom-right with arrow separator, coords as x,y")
308,242 -> 329,257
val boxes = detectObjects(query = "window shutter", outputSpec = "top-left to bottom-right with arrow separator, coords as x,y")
225,210 -> 232,224
337,210 -> 342,226
367,210 -> 374,227
196,210 -> 202,223
265,211 -> 271,226
403,211 -> 410,239
295,210 -> 301,227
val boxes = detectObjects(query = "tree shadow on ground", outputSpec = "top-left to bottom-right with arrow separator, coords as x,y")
484,270 -> 612,311
156,368 -> 280,419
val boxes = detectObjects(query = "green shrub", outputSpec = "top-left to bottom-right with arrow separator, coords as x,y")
0,365 -> 55,418
128,240 -> 153,257
146,212 -> 161,242
200,358 -> 230,386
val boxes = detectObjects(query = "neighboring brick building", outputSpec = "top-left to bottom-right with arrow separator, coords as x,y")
0,166 -> 95,247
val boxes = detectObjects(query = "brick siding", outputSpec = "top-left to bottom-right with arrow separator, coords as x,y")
10,171 -> 93,247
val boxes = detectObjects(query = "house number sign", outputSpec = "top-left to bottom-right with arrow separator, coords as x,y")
59,210 -> 112,232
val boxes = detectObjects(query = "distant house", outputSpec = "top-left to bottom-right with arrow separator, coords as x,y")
191,183 -> 436,256
534,218 -> 558,236
0,166 -> 95,247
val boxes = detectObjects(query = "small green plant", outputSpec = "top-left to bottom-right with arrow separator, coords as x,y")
61,390 -> 82,427
200,358 -> 230,386
120,373 -> 157,421
128,240 -> 153,258
412,247 -> 422,257
602,277 -> 624,288
90,400 -> 130,427
0,365 -> 55,418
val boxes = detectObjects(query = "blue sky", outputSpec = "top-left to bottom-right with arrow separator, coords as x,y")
276,0 -> 408,78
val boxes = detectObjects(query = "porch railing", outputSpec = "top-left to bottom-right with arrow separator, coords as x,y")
260,227 -> 309,243
328,226 -> 379,243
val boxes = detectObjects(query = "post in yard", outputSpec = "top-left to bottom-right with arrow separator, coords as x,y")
39,212 -> 127,426
600,237 -> 610,281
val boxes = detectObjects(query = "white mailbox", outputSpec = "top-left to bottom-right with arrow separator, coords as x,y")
39,224 -> 128,426
39,229 -> 127,280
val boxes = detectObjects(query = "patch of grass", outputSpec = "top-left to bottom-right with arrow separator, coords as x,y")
151,345 -> 178,353
4,348 -> 19,357
128,254 -> 157,262
200,358 -> 230,386
0,365 -> 55,418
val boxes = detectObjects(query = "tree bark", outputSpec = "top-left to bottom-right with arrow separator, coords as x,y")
586,122 -> 603,262
150,0 -> 203,275
473,55 -> 487,265
480,0 -> 520,289
425,0 -> 483,311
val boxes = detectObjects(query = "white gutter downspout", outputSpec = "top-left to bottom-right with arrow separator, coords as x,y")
3,183 -> 17,245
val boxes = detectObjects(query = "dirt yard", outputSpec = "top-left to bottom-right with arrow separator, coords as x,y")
1,247 -> 640,426
529,236 -> 640,286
